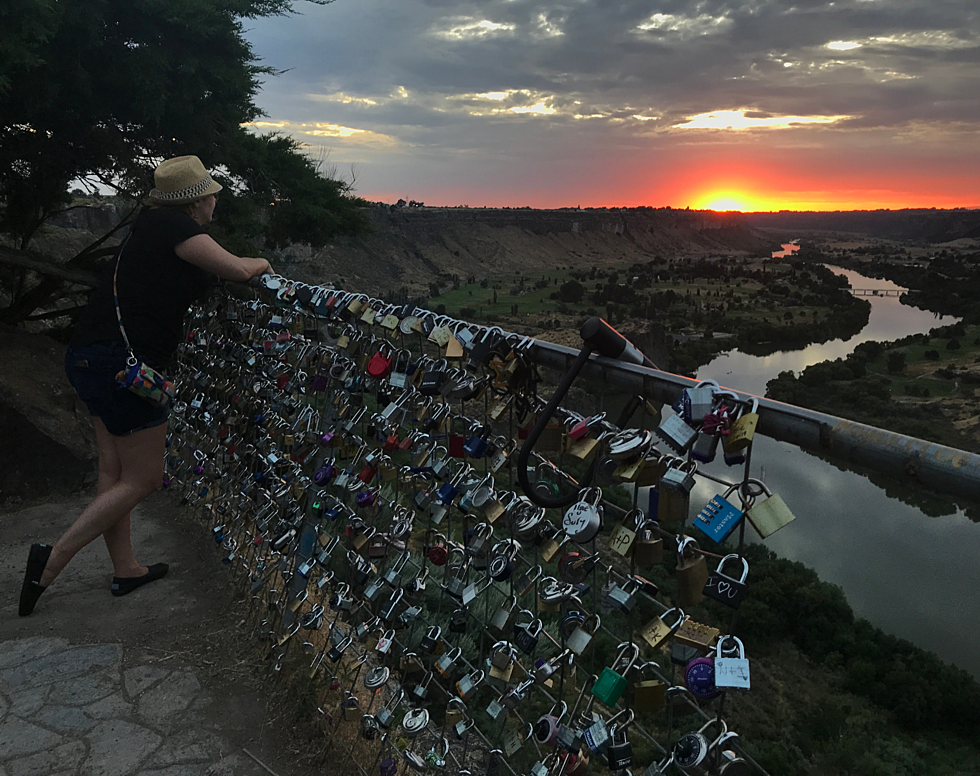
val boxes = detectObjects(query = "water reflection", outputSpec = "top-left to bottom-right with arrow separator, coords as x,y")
697,265 -> 959,396
674,263 -> 977,675
686,436 -> 980,677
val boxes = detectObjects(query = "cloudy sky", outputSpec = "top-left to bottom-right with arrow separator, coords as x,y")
243,0 -> 979,210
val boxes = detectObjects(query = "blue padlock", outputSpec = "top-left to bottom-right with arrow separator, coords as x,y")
694,484 -> 743,543
648,487 -> 659,519
436,469 -> 466,505
463,423 -> 489,458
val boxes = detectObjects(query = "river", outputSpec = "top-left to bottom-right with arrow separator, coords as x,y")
677,257 -> 980,677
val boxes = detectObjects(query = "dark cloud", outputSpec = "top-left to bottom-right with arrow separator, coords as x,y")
244,0 -> 980,205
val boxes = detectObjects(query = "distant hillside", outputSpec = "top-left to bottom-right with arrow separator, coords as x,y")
743,209 -> 980,244
286,207 -> 778,295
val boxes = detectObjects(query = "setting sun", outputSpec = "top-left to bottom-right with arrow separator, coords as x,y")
694,191 -> 765,212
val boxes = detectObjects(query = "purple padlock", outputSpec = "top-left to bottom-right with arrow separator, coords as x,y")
311,372 -> 329,392
684,655 -> 720,699
355,490 -> 377,508
380,757 -> 397,776
313,461 -> 337,485
319,432 -> 335,447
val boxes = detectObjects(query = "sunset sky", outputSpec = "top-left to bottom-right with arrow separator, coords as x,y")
243,0 -> 980,211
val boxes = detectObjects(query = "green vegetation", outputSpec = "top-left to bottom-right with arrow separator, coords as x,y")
767,322 -> 980,452
428,255 -> 870,375
0,0 -> 368,326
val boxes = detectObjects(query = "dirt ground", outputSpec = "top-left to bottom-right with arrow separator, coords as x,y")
0,490 -> 326,776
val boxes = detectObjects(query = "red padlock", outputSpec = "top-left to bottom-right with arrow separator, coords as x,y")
367,350 -> 393,378
359,464 -> 378,484
383,433 -> 400,453
276,373 -> 290,390
427,533 -> 449,565
447,434 -> 466,458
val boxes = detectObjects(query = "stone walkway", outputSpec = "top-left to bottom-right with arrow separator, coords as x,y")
0,637 -> 278,776
1,495 -> 312,776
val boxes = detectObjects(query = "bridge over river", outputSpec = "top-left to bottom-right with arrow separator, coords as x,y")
848,287 -> 907,296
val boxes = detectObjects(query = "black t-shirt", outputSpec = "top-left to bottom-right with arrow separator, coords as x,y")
73,207 -> 212,368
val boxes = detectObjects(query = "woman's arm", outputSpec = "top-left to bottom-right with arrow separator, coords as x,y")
174,234 -> 271,282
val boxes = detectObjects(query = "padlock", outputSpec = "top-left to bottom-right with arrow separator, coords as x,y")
713,636 -> 751,690
693,484 -> 744,544
420,625 -> 443,653
461,576 -> 493,606
376,628 -> 396,654
672,380 -> 720,424
374,688 -> 404,729
684,650 -> 721,700
486,694 -> 508,721
566,614 -> 600,656
633,518 -> 664,567
584,708 -> 632,756
723,397 -> 759,455
675,536 -> 709,608
419,358 -> 449,395
660,458 -> 697,493
427,532 -> 449,565
673,618 -> 721,651
514,611 -> 544,655
534,701 -> 568,747
327,635 -> 353,662
557,551 -> 599,585
655,413 -> 698,454
488,641 -> 518,682
638,606 -> 687,649
538,524 -> 569,564
490,595 -> 518,634
743,479 -> 797,537
604,577 -> 639,613
673,718 -> 728,776
364,665 -> 391,691
412,671 -> 434,701
562,487 -> 604,543
465,521 -> 494,559
488,540 -> 521,582
424,737 -> 450,768
455,669 -> 485,701
462,422 -> 490,458
591,643 -> 639,707
449,606 -> 469,633
534,648 -> 571,685
434,646 -> 462,678
606,724 -> 633,770
703,554 -> 749,609
444,697 -> 466,731
632,661 -> 668,712
537,577 -> 572,613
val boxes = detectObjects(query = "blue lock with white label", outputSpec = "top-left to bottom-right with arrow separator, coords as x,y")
694,484 -> 743,543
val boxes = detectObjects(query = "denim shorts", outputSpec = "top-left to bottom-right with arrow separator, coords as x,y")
65,341 -> 169,437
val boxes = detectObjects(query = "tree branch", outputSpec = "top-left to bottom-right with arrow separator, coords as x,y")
0,247 -> 98,286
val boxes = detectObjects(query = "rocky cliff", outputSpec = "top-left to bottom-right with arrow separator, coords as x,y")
284,207 -> 777,295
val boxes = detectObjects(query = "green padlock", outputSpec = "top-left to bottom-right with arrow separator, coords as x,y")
591,642 -> 640,707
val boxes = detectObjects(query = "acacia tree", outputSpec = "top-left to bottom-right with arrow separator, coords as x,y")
0,0 -> 365,325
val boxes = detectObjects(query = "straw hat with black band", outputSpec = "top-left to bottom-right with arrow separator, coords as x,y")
147,155 -> 223,206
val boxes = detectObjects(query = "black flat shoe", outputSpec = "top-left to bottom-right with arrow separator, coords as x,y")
19,543 -> 52,617
111,563 -> 169,597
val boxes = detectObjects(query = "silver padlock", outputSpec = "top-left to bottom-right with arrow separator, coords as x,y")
655,413 -> 698,454
455,669 -> 485,701
562,487 -> 604,542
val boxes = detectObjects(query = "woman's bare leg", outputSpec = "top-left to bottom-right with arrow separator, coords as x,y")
40,420 -> 166,587
91,419 -> 147,578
